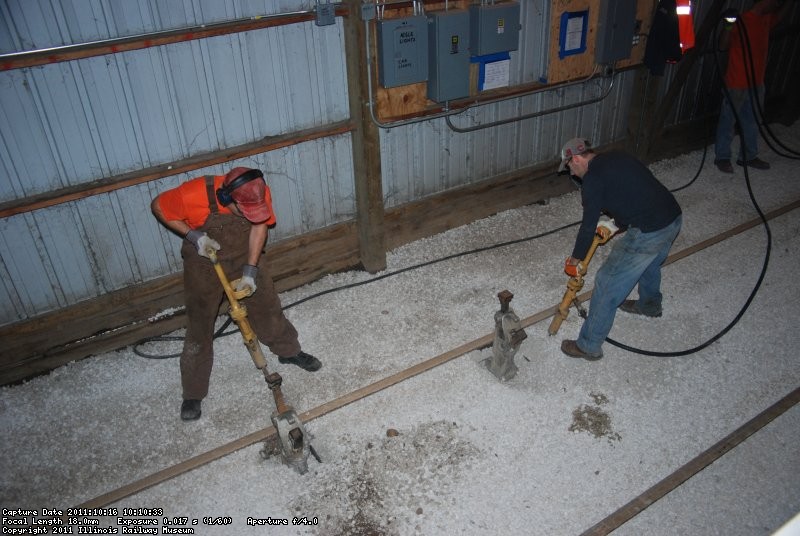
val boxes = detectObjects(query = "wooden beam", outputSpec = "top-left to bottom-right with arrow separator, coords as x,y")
384,164 -> 574,251
627,67 -> 663,158
344,0 -> 387,272
0,275 -> 188,385
0,220 -> 360,386
0,7 -> 349,71
0,121 -> 355,218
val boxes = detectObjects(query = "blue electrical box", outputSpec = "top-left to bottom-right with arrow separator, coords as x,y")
377,15 -> 429,88
469,2 -> 520,56
427,9 -> 471,102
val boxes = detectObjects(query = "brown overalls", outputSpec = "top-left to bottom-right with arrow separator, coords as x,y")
179,177 -> 301,400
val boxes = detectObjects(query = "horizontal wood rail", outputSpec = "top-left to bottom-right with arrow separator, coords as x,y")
0,120 -> 355,218
0,7 -> 350,72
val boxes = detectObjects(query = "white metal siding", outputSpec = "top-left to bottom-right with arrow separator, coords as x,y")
0,1 -> 352,325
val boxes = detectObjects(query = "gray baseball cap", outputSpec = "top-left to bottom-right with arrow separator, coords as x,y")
558,138 -> 591,172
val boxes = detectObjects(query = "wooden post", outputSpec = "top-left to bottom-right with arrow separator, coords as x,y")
627,66 -> 662,159
344,0 -> 387,273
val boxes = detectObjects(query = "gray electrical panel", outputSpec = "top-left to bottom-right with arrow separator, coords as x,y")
469,2 -> 520,56
427,10 -> 470,102
377,15 -> 429,88
596,0 -> 637,63
315,2 -> 335,27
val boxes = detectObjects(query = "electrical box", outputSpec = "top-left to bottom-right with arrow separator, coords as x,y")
595,0 -> 637,64
469,2 -> 520,56
427,10 -> 470,103
377,16 -> 429,88
315,1 -> 335,26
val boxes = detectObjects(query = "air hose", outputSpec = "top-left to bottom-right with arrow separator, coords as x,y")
605,14 -> 782,356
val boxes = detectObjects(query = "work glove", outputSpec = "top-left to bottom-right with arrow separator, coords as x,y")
564,257 -> 584,278
185,230 -> 220,259
235,264 -> 258,295
596,216 -> 619,240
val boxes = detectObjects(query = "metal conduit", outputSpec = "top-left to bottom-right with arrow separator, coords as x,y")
445,73 -> 616,133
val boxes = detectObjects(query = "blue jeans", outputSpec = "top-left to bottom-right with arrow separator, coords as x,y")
576,215 -> 682,356
714,86 -> 763,163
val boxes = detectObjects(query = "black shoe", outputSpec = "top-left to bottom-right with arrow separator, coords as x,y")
561,340 -> 602,361
715,160 -> 733,174
180,399 -> 202,421
278,351 -> 322,372
736,158 -> 770,170
619,299 -> 662,318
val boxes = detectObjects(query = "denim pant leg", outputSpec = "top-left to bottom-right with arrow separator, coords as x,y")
737,86 -> 763,163
577,217 -> 681,355
637,216 -> 682,308
715,92 -> 737,162
715,87 -> 762,163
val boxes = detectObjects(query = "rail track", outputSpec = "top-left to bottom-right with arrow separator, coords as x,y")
76,200 -> 800,534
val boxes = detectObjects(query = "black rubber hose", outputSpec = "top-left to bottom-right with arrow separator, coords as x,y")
604,17 -> 773,357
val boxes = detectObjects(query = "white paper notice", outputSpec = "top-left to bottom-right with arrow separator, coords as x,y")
565,16 -> 584,53
483,59 -> 510,90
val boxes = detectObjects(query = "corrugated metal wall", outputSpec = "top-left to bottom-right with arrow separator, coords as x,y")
0,1 -> 354,325
380,70 -> 634,208
8,0 -> 778,327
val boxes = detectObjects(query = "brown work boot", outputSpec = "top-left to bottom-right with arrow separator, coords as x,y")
619,299 -> 662,317
561,340 -> 602,361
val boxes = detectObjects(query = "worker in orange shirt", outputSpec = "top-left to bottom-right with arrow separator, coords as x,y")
714,0 -> 791,173
152,167 -> 321,421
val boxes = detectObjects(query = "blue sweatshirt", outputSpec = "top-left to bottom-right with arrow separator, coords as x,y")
571,151 -> 682,259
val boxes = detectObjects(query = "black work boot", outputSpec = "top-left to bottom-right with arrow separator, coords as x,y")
715,159 -> 733,174
278,351 -> 322,372
180,399 -> 202,421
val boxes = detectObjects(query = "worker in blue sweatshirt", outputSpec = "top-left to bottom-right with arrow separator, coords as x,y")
558,138 -> 682,360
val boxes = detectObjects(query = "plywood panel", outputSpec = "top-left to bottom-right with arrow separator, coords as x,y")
547,0 -> 598,84
373,0 -> 657,118
548,0 -> 656,84
373,1 -> 470,121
